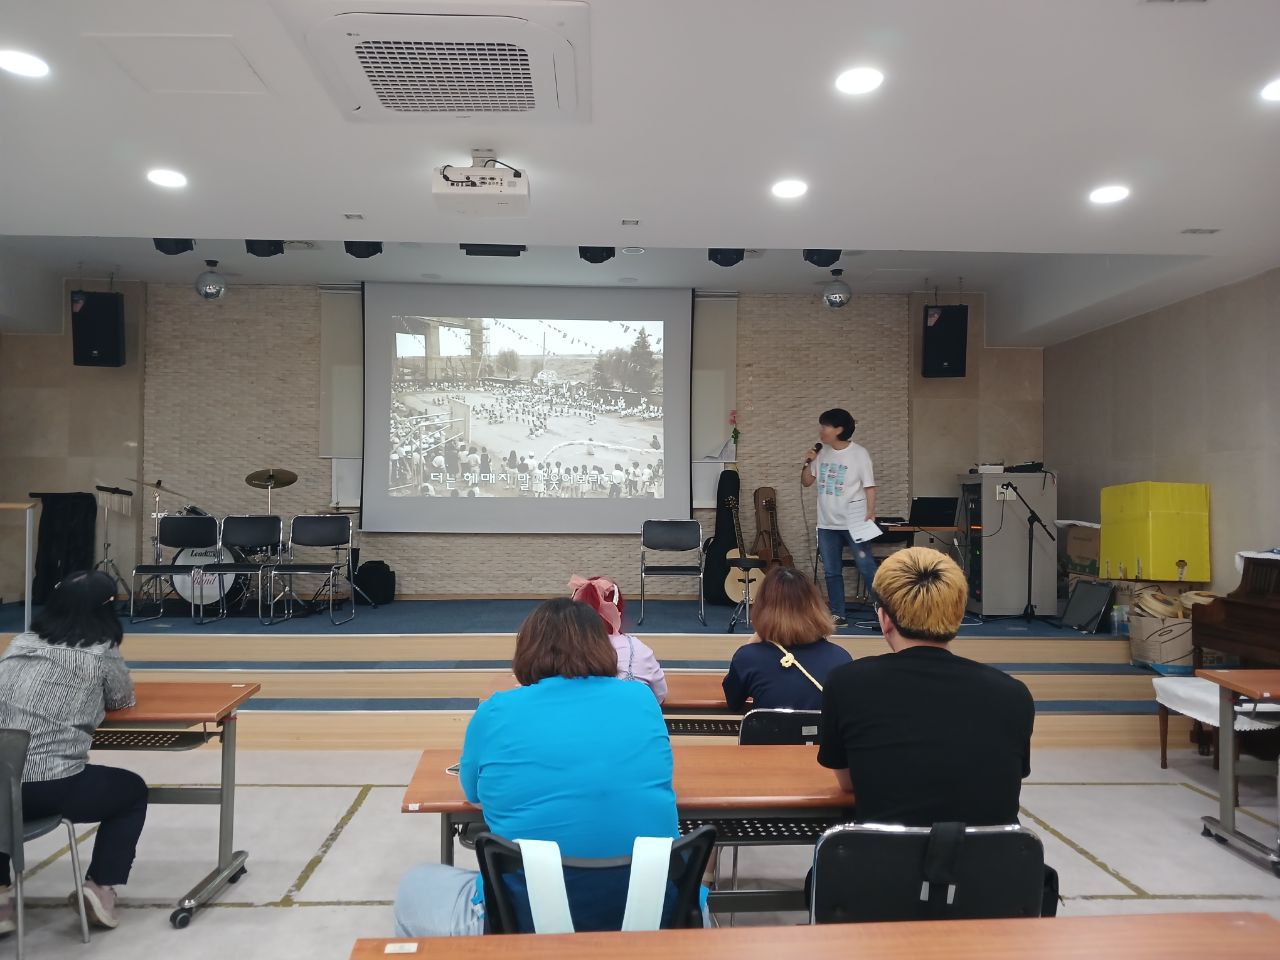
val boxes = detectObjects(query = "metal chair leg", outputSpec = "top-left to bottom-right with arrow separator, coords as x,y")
14,870 -> 25,960
638,565 -> 646,625
64,820 -> 90,944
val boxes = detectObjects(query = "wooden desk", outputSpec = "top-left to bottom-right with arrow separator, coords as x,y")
98,681 -> 261,928
663,673 -> 730,712
1195,669 -> 1280,876
403,743 -> 851,911
351,911 -> 1280,960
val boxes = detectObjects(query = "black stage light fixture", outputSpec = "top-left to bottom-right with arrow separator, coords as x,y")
578,246 -> 616,264
460,243 -> 527,257
344,241 -> 383,259
708,248 -> 745,268
153,238 -> 194,256
802,248 -> 842,268
245,239 -> 285,258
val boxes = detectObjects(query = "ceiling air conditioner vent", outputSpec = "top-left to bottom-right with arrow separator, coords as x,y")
356,40 -> 535,113
301,4 -> 589,123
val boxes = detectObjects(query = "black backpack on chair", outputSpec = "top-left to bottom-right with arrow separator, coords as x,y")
355,560 -> 395,605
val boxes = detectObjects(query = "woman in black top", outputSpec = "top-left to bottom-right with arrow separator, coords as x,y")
722,567 -> 852,712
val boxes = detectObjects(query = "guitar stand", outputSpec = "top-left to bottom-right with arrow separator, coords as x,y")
726,559 -> 767,633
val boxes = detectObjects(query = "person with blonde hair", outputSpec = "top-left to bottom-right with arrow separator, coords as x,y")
817,546 -> 1034,825
722,567 -> 852,712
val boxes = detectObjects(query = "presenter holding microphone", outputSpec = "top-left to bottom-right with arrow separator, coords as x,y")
801,408 -> 877,626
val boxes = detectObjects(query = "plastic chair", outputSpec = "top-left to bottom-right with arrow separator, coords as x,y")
130,513 -> 220,624
810,822 -> 1045,924
0,729 -> 90,958
204,515 -> 283,624
268,515 -> 355,625
713,709 -> 828,916
639,520 -> 705,626
474,826 -> 715,934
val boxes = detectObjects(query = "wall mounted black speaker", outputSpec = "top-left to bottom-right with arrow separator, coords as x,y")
921,304 -> 968,378
71,291 -> 125,367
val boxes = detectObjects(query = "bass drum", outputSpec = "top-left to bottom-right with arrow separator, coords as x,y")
171,546 -> 247,609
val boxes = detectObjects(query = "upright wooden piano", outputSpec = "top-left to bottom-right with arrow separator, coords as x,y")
1192,556 -> 1280,668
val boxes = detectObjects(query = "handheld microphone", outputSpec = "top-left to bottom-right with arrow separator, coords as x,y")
803,441 -> 823,466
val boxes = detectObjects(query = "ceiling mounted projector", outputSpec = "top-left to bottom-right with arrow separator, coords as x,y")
433,152 -> 530,218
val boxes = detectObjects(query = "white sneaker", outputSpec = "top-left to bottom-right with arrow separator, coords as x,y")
72,881 -> 119,929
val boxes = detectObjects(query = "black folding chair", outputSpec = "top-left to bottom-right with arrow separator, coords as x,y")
204,515 -> 282,624
0,729 -> 90,958
810,822 -> 1045,924
474,826 -> 715,934
707,709 -> 829,915
739,708 -> 822,746
130,513 -> 220,624
268,514 -> 355,625
638,520 -> 705,625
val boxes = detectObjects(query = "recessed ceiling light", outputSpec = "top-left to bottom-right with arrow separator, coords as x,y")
146,168 -> 187,188
1261,78 -> 1280,102
0,50 -> 50,78
771,179 -> 808,199
835,67 -> 884,95
621,246 -> 645,255
621,219 -> 641,226
1089,184 -> 1130,204
344,213 -> 365,221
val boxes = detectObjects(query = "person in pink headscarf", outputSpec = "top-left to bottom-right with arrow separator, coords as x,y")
569,575 -> 668,703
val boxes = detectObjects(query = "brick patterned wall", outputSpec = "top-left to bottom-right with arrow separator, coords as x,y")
141,286 -> 910,599
144,285 -> 331,527
734,294 -> 911,595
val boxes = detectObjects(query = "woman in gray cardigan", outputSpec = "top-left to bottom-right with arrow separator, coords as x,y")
0,571 -> 147,932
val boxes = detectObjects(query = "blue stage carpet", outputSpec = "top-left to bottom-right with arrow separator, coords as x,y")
1,598 -> 1108,638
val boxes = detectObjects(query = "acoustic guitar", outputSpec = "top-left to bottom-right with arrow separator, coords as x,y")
724,495 -> 766,603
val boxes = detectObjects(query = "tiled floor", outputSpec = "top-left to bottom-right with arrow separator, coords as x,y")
8,746 -> 1278,958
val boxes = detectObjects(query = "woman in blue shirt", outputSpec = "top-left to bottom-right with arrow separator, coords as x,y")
722,567 -> 852,712
394,597 -> 679,936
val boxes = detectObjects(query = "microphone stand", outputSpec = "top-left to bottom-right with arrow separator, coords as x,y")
1002,481 -> 1057,624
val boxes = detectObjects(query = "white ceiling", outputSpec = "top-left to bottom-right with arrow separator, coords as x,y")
1,0 -> 1279,343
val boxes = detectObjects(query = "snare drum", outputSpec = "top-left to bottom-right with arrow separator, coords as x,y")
171,546 -> 247,608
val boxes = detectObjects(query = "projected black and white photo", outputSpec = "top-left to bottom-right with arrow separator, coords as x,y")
388,316 -> 665,500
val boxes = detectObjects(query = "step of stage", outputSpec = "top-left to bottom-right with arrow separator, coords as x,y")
41,631 -> 1136,665
129,666 -> 1159,703
213,709 -> 1187,751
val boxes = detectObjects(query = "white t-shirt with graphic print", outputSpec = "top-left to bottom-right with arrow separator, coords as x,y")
810,441 -> 876,529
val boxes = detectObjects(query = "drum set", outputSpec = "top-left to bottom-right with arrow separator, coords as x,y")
131,468 -> 363,617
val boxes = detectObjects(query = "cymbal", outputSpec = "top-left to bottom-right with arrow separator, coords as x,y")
245,468 -> 298,490
127,478 -> 193,500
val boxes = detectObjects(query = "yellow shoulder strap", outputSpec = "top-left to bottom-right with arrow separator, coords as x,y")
765,640 -> 824,692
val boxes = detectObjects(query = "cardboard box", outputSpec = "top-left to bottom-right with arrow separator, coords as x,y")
1060,524 -> 1101,577
1099,481 -> 1211,582
1128,615 -> 1192,670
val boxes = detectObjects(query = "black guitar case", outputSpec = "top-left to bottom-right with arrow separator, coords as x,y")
702,469 -> 741,606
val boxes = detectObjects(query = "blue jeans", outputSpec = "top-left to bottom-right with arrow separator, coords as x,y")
817,527 -> 879,616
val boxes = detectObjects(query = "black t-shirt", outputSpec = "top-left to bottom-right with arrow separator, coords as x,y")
722,638 -> 852,712
817,645 -> 1034,826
